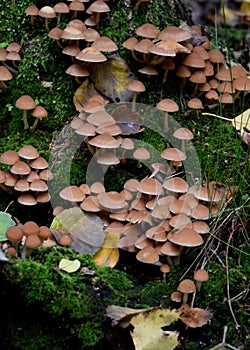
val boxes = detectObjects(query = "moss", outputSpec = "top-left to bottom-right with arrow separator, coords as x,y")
0,246 -> 137,348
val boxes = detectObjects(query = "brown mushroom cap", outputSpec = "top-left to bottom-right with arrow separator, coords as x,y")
187,98 -> 204,110
15,95 -> 36,111
169,227 -> 204,247
25,234 -> 41,248
11,161 -> 31,176
31,106 -> 48,119
127,80 -> 146,93
156,98 -> 179,113
177,279 -> 196,294
29,157 -> 48,170
59,185 -> 85,202
91,36 -> 118,52
76,47 -> 107,63
194,269 -> 209,282
173,127 -> 194,141
59,234 -> 73,246
0,150 -> 20,165
38,6 -> 56,19
163,177 -> 189,193
161,147 -> 186,162
135,23 -> 160,39
158,26 -> 192,42
22,221 -> 40,236
136,246 -> 159,264
18,145 -> 39,160
60,26 -> 85,40
0,66 -> 12,81
18,192 -> 37,206
137,177 -> 164,195
6,226 -> 23,242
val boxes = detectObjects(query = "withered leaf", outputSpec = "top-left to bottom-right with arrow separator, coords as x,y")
180,307 -> 212,328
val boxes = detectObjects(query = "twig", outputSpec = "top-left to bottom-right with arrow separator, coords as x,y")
4,200 -> 14,212
225,223 -> 241,330
208,326 -> 239,350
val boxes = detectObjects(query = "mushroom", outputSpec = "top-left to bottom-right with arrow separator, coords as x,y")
86,0 -> 110,28
22,234 -> 41,259
177,279 -> 196,305
6,225 -> 24,252
38,6 -> 56,32
156,99 -> 179,131
194,269 -> 209,291
15,95 -> 36,130
173,127 -> 194,152
127,80 -> 146,111
30,105 -> 48,132
25,5 -> 39,26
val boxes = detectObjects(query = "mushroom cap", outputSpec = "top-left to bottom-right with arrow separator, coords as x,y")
38,6 -> 56,18
173,127 -> 194,141
134,39 -> 154,53
168,227 -> 204,247
29,156 -> 48,170
163,177 -> 189,193
156,98 -> 179,113
18,192 -> 37,206
83,28 -> 100,42
233,76 -> 250,92
160,241 -> 182,256
62,43 -> 80,57
60,185 -> 85,202
76,47 -> 107,62
38,226 -> 53,240
177,279 -> 196,294
39,169 -> 54,181
69,1 -> 85,12
137,177 -> 164,195
187,98 -> 203,110
189,70 -> 206,84
25,234 -> 41,248
60,26 -> 85,40
91,36 -> 118,52
88,133 -> 121,148
127,80 -> 146,93
25,5 -> 39,16
30,179 -> 48,192
87,0 -> 110,13
160,263 -> 170,273
192,220 -> 210,234
97,191 -> 127,211
4,170 -> 18,187
136,246 -> 159,264
59,234 -> 73,246
15,95 -> 36,110
0,150 -> 19,165
18,145 -> 39,160
87,110 -> 114,126
66,63 -> 89,77
54,2 -> 70,14
182,52 -> 206,69
135,23 -> 160,39
11,161 -> 31,176
48,27 -> 63,40
96,151 -> 120,165
158,26 -> 192,42
194,269 -> 209,282
133,147 -> 150,160
80,195 -> 101,212
0,66 -> 12,81
14,179 -> 30,192
6,226 -> 23,242
123,37 -> 139,50
31,105 -> 48,118
208,49 -> 225,64
191,204 -> 210,220
169,213 -> 191,230
36,192 -> 51,203
161,147 -> 186,162
22,221 -> 40,236
171,291 -> 183,302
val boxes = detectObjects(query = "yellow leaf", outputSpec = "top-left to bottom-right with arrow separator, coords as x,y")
59,258 -> 81,273
73,79 -> 101,112
130,308 -> 180,350
93,232 -> 120,267
89,56 -> 136,102
202,108 -> 250,139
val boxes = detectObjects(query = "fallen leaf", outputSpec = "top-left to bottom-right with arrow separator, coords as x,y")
106,305 -> 157,327
89,56 -> 136,102
0,211 -> 16,241
180,307 -> 212,328
130,308 -> 180,350
73,79 -> 101,112
50,207 -> 105,255
93,232 -> 120,267
202,108 -> 250,142
59,258 -> 81,273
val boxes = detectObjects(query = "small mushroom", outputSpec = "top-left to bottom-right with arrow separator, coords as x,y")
177,279 -> 196,305
15,95 -> 36,130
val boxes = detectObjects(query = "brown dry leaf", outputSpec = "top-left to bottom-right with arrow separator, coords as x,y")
129,308 -> 180,350
93,232 -> 120,268
50,207 -> 105,255
89,56 -> 136,102
180,307 -> 212,328
202,108 -> 250,144
73,79 -> 101,112
106,305 -> 156,327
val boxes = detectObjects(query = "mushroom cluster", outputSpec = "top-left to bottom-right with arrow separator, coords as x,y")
123,22 -> 250,107
0,145 -> 53,205
57,141 -> 232,273
5,221 -> 54,258
0,42 -> 22,93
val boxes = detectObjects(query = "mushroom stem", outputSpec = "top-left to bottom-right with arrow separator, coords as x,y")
166,255 -> 175,269
131,92 -> 138,111
182,292 -> 189,305
3,61 -> 18,74
0,81 -> 7,94
44,18 -> 50,32
23,110 -> 30,130
132,51 -> 145,64
163,111 -> 169,131
30,117 -> 39,132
